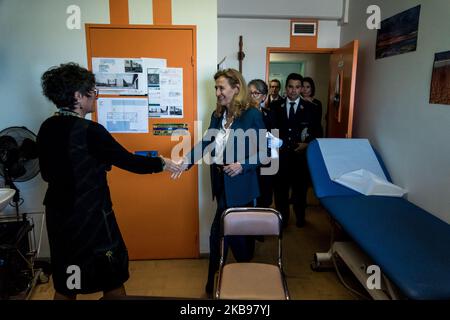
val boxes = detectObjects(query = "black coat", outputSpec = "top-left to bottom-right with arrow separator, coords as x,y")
37,115 -> 163,294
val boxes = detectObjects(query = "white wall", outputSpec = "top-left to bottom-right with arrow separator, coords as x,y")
129,0 -> 153,24
218,0 -> 343,20
341,0 -> 450,223
318,20 -> 341,48
172,0 -> 218,254
0,0 -> 217,256
218,11 -> 341,82
218,18 -> 340,82
218,18 -> 290,81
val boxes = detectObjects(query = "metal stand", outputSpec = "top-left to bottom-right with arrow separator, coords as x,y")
0,213 -> 47,300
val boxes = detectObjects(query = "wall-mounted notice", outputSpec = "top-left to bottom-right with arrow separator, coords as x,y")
97,98 -> 149,133
92,57 -> 166,95
148,67 -> 183,118
430,50 -> 450,105
375,5 -> 421,60
153,123 -> 188,136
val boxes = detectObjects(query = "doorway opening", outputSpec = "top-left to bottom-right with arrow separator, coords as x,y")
268,51 -> 331,136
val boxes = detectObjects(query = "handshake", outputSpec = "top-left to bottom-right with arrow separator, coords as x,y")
161,156 -> 189,179
161,156 -> 245,179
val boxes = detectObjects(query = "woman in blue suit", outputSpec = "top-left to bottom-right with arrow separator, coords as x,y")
176,68 -> 266,296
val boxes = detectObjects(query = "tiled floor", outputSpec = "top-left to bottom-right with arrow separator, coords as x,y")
30,205 -> 357,300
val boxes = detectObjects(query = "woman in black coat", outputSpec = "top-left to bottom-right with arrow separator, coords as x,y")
38,63 -> 179,300
302,77 -> 323,137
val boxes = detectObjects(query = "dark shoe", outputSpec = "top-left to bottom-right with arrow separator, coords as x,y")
205,282 -> 213,295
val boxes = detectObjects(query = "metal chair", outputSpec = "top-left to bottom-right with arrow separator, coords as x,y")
215,207 -> 290,300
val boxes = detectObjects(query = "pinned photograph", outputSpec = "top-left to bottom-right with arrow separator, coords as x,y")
96,73 -> 139,90
125,59 -> 143,73
148,73 -> 160,86
430,51 -> 450,105
376,5 -> 421,59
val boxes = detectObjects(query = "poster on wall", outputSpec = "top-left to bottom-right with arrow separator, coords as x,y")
148,67 -> 184,118
93,58 -> 146,95
430,51 -> 450,105
92,57 -> 166,95
153,123 -> 189,136
96,98 -> 149,133
376,5 -> 421,60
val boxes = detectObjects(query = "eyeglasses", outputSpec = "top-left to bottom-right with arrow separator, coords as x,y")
250,91 -> 263,97
91,88 -> 99,98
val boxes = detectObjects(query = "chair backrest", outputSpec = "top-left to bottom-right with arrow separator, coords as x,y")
221,207 -> 282,237
216,207 -> 289,300
220,207 -> 284,267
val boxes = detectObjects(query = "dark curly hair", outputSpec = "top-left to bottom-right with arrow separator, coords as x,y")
41,62 -> 95,110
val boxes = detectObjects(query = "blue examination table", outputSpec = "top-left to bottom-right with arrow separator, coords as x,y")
307,139 -> 450,300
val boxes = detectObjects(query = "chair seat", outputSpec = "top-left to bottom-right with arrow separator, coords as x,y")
219,263 -> 287,300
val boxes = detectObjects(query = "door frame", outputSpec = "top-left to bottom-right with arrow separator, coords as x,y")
265,47 -> 335,83
266,47 -> 336,137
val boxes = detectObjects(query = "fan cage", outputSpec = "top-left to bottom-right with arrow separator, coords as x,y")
0,126 -> 40,182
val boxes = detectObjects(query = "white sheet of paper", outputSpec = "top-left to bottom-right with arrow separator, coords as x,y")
267,132 -> 283,159
148,67 -> 183,118
97,98 -> 149,133
141,58 -> 167,91
317,138 -> 387,180
92,57 -> 166,96
335,169 -> 407,197
317,138 -> 407,197
142,58 -> 166,69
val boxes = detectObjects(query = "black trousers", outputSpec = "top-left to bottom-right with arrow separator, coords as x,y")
205,164 -> 255,294
256,168 -> 274,208
274,150 -> 309,227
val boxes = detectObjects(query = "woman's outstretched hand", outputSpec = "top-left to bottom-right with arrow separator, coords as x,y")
161,156 -> 182,174
170,158 -> 189,179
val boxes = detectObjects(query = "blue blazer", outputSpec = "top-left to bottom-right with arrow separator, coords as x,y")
188,107 -> 266,207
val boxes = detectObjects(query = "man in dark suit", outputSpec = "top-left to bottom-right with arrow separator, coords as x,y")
271,73 -> 322,228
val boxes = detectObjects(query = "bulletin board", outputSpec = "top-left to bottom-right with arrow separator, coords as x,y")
86,24 -> 199,259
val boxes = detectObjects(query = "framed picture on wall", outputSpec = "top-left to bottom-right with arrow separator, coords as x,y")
375,5 -> 421,60
430,51 -> 450,105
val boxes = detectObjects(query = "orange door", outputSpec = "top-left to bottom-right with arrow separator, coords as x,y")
86,25 -> 198,259
326,41 -> 359,138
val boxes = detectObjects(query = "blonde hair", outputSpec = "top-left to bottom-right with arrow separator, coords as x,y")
214,68 -> 257,118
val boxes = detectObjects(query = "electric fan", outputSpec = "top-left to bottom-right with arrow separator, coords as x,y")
0,127 -> 46,299
0,126 -> 39,215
